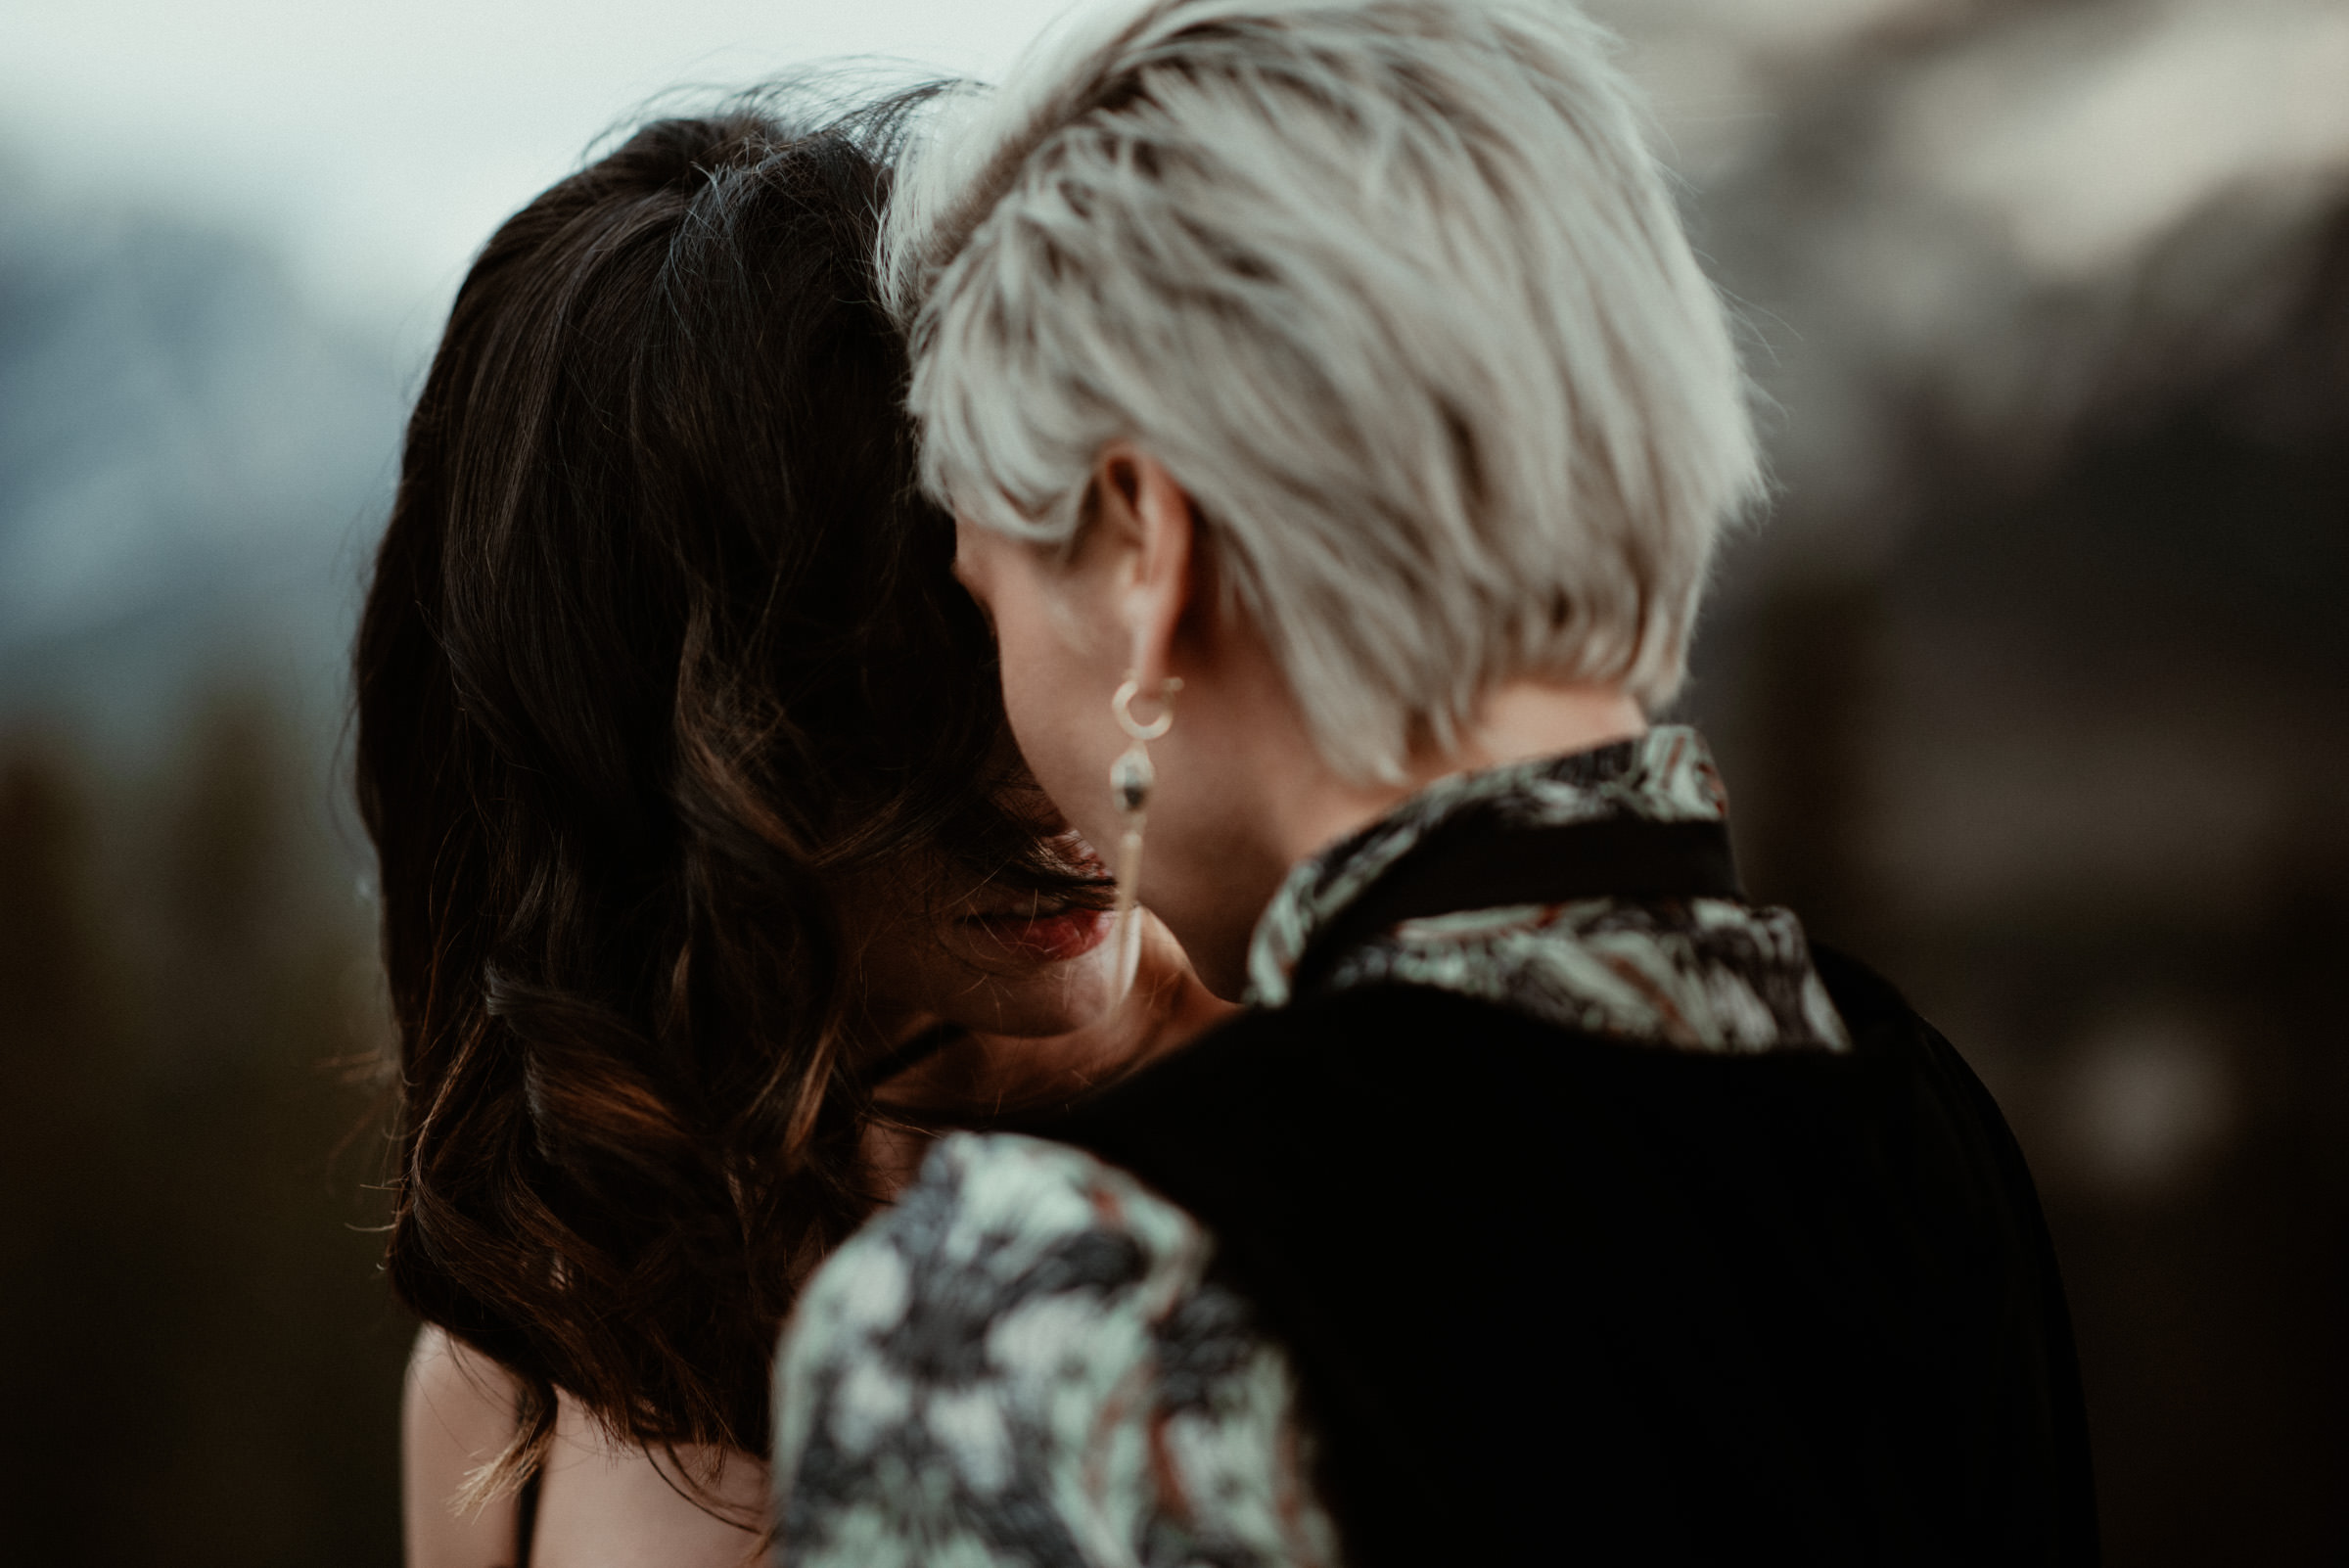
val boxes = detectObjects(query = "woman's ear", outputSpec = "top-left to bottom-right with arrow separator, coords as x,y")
1091,442 -> 1199,692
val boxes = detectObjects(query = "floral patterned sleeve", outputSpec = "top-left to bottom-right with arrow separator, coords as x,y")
771,1132 -> 1343,1568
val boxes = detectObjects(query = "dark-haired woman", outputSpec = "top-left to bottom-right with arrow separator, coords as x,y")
356,97 -> 1221,1568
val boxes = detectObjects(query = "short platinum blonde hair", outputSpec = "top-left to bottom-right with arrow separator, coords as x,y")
890,0 -> 1761,781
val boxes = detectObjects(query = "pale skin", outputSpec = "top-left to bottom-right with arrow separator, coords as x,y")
404,1333 -> 770,1568
952,441 -> 1649,1001
404,843 -> 1223,1568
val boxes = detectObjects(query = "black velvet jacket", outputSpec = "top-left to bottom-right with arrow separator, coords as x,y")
1048,813 -> 2098,1565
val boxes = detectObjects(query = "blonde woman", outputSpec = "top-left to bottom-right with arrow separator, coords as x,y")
772,3 -> 2097,1564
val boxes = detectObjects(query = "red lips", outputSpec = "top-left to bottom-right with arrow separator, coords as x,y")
967,905 -> 1114,963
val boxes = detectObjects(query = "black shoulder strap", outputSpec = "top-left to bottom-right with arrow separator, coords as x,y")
512,1466 -> 540,1568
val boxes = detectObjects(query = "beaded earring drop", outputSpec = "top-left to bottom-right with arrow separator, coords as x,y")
1107,672 -> 1180,1000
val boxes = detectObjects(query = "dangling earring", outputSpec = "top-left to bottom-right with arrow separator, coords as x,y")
1108,671 -> 1180,1001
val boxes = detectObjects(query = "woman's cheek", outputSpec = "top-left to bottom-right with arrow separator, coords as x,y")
992,653 -> 1093,846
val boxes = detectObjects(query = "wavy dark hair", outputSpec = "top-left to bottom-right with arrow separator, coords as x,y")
353,93 -> 1075,1482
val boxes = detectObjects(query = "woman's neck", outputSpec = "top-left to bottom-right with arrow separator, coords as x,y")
1269,678 -> 1643,886
1165,678 -> 1645,999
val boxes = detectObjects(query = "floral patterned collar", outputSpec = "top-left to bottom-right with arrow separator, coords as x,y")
1243,726 -> 1848,1053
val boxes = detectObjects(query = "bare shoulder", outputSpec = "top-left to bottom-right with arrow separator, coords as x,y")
402,1326 -> 523,1568
531,1400 -> 767,1568
403,1326 -> 770,1568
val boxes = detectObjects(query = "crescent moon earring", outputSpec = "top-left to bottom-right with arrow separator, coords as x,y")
1107,671 -> 1180,1002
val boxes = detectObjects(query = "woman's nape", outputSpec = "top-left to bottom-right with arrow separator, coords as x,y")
357,85 -> 1221,1564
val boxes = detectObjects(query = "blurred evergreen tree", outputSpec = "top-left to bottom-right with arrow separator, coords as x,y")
0,696 -> 409,1566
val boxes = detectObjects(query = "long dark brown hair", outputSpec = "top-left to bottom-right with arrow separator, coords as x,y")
353,93 -> 1071,1482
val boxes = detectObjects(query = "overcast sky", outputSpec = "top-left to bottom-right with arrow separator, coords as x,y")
0,1 -> 1079,352
9,0 -> 2347,355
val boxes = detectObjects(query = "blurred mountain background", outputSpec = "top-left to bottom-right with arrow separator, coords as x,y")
0,179 -> 410,1564
1,0 -> 2344,1562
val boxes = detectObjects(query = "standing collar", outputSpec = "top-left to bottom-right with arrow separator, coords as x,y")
1245,726 -> 1733,1009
